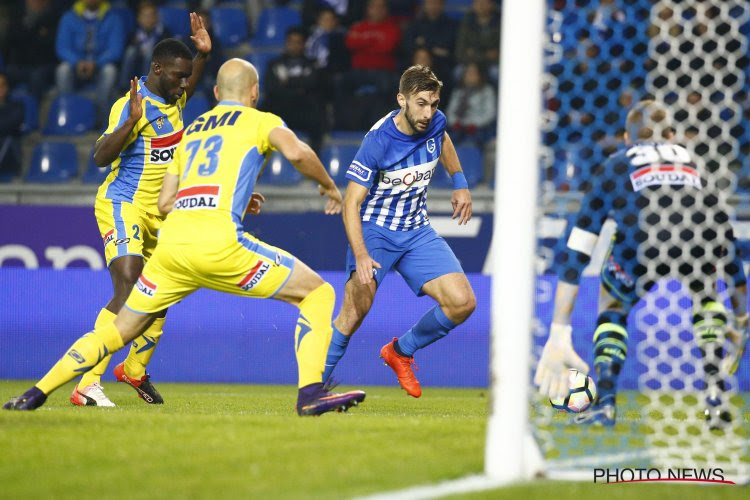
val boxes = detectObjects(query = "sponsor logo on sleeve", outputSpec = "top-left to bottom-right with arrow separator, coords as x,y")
629,164 -> 702,192
347,161 -> 373,183
115,238 -> 130,246
103,230 -> 114,247
237,260 -> 271,291
149,129 -> 183,164
136,275 -> 157,297
174,185 -> 220,210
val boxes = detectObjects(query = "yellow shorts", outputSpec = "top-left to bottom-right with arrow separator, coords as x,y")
124,233 -> 296,314
94,198 -> 164,266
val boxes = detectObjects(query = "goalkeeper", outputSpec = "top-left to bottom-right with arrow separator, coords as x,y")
534,100 -> 748,427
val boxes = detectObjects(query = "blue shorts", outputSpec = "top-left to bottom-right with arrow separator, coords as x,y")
345,222 -> 464,296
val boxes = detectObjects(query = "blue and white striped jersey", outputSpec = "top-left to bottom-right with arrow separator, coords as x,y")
345,110 -> 446,231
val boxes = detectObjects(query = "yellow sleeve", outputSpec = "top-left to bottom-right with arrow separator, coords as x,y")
259,112 -> 285,154
168,144 -> 183,176
98,96 -> 139,146
178,92 -> 188,112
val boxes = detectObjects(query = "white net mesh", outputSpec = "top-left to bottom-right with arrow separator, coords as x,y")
533,0 -> 750,482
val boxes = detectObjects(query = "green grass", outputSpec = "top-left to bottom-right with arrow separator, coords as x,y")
0,381 -> 747,499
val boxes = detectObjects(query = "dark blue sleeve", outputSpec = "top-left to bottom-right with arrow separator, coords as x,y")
346,132 -> 381,188
555,160 -> 615,284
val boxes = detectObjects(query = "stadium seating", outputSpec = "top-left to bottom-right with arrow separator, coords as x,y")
430,145 -> 483,188
82,150 -> 110,185
183,92 -> 211,127
252,7 -> 302,47
26,142 -> 79,183
159,6 -> 191,38
12,93 -> 39,134
321,145 -> 358,186
110,6 -> 136,36
43,94 -> 96,135
210,6 -> 250,48
260,152 -> 303,186
246,50 -> 280,88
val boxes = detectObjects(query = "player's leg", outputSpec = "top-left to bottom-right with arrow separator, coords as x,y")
384,227 -> 473,397
3,309 -> 155,410
323,226 -> 399,382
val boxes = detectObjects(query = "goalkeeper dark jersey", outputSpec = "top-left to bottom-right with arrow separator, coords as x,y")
555,141 -> 745,297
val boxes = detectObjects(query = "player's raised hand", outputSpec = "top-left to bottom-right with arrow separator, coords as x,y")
534,323 -> 589,400
319,184 -> 343,215
128,77 -> 143,122
246,192 -> 265,215
451,188 -> 472,225
355,253 -> 381,285
189,12 -> 212,54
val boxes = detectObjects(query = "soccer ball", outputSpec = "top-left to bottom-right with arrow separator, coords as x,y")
549,369 -> 597,413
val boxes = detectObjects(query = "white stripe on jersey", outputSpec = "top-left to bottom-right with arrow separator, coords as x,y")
388,190 -> 410,230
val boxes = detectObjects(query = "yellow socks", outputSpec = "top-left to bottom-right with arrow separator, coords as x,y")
37,322 -> 125,395
79,308 -> 117,387
295,283 -> 335,388
123,316 -> 165,378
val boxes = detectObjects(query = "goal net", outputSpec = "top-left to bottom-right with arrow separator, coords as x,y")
490,0 -> 750,485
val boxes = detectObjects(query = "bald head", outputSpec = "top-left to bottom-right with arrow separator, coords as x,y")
215,58 -> 259,105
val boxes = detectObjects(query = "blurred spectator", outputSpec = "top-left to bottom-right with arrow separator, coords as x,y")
402,0 -> 456,88
0,73 -> 24,180
455,0 -> 499,68
302,0 -> 367,28
264,27 -> 325,152
55,0 -> 126,126
4,0 -> 60,100
305,7 -> 349,73
119,1 -> 171,90
411,47 -> 433,69
445,62 -> 496,148
335,0 -> 401,129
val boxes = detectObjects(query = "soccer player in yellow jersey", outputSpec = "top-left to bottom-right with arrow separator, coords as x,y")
69,14 -> 213,407
4,58 -> 367,416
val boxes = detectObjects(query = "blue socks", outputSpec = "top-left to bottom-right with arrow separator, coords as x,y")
323,326 -> 351,382
395,306 -> 457,357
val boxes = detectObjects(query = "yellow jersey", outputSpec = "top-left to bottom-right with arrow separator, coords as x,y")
159,101 -> 284,244
97,77 -> 187,215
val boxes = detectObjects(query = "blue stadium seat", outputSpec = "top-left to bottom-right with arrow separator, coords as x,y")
43,94 -> 96,135
253,7 -> 301,47
211,7 -> 250,47
183,92 -> 211,127
431,145 -> 483,188
11,92 -> 39,134
246,50 -> 280,88
260,152 -> 303,186
321,145 -> 358,186
26,142 -> 79,183
110,6 -> 136,36
159,6 -> 190,38
82,149 -> 110,184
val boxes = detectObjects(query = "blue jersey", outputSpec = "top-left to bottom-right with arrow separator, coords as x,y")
555,141 -> 745,293
345,110 -> 446,231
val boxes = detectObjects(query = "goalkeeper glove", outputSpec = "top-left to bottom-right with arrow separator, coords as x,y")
534,323 -> 590,400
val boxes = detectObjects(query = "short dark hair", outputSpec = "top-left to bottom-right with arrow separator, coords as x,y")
626,100 -> 672,141
399,65 -> 442,96
152,38 -> 193,64
286,26 -> 307,40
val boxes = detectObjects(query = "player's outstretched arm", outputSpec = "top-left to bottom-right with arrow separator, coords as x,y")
184,12 -> 212,101
439,132 -> 472,225
93,77 -> 142,167
158,172 -> 179,215
534,281 -> 590,400
343,182 -> 381,285
268,126 -> 342,214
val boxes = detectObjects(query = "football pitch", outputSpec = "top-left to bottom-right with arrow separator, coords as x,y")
0,381 -> 746,499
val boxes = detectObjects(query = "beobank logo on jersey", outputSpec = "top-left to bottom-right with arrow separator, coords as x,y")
630,164 -> 702,192
379,160 -> 438,190
149,129 -> 183,164
174,185 -> 220,210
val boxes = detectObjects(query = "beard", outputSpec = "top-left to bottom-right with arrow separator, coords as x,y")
404,103 -> 431,133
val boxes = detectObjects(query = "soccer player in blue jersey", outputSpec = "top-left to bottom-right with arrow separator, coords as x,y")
70,15 -> 212,407
322,65 -> 476,397
534,100 -> 748,428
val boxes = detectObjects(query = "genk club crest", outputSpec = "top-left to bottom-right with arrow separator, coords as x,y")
426,138 -> 436,154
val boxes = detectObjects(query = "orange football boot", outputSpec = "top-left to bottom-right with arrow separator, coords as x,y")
380,337 -> 422,398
